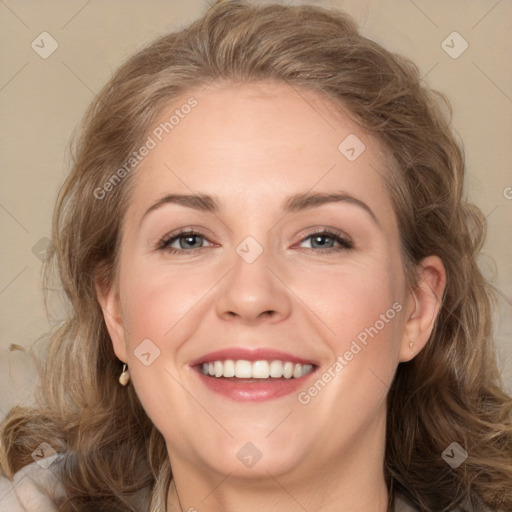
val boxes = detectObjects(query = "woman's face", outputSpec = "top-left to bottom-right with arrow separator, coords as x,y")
101,81 -> 426,481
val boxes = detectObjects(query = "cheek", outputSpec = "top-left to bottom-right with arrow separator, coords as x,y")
116,265 -> 211,435
294,261 -> 403,352
295,268 -> 403,428
292,259 -> 405,411
119,261 -> 211,344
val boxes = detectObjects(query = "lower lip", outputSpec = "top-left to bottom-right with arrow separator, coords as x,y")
193,368 -> 316,402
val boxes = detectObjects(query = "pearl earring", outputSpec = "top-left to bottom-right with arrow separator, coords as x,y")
119,364 -> 130,386
409,341 -> 415,356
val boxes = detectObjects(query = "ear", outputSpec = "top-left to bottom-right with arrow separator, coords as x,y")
95,275 -> 128,363
399,255 -> 446,362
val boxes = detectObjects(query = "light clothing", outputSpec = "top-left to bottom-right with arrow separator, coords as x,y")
0,455 -> 65,512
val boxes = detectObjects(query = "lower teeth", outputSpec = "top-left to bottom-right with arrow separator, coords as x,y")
219,376 -> 289,380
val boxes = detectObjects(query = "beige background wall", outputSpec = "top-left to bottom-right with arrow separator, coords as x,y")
1,0 -> 511,419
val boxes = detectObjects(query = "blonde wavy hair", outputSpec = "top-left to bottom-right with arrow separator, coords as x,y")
1,1 -> 511,511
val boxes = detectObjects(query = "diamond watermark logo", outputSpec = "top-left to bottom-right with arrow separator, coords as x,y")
441,32 -> 468,59
31,442 -> 58,469
31,32 -> 59,59
236,442 -> 262,468
134,338 -> 161,366
236,236 -> 263,264
442,441 -> 468,469
338,134 -> 365,161
32,237 -> 51,262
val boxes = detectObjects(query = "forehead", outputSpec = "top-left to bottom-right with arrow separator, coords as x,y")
155,81 -> 371,171
125,81 -> 396,225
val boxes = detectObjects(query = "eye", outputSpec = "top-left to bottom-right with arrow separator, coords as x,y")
298,229 -> 353,252
158,230 -> 214,254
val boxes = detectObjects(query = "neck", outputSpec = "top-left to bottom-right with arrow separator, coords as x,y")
168,472 -> 390,512
166,410 -> 390,512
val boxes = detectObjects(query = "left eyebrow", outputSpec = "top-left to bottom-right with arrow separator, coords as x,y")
140,190 -> 380,227
282,191 -> 380,227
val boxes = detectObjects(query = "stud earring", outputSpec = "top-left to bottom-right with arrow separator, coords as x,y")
119,363 -> 130,386
409,341 -> 415,356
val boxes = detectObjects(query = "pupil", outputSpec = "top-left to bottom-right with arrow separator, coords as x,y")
183,235 -> 200,248
314,235 -> 332,248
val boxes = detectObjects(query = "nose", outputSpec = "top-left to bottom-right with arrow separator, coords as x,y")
215,243 -> 292,325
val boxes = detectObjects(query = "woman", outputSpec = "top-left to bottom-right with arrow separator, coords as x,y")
1,1 -> 511,511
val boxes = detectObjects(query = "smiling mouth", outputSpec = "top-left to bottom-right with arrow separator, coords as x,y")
198,359 -> 316,380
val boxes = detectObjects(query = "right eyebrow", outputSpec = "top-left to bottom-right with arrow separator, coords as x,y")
141,193 -> 219,226
144,193 -> 218,214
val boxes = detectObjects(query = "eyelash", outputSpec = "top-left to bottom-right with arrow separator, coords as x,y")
158,228 -> 353,255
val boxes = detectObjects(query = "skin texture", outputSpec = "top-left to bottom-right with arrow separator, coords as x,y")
97,81 -> 446,512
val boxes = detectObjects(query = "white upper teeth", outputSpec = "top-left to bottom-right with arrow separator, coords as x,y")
201,360 -> 314,379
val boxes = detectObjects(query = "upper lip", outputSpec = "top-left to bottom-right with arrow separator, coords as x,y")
189,348 -> 318,367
